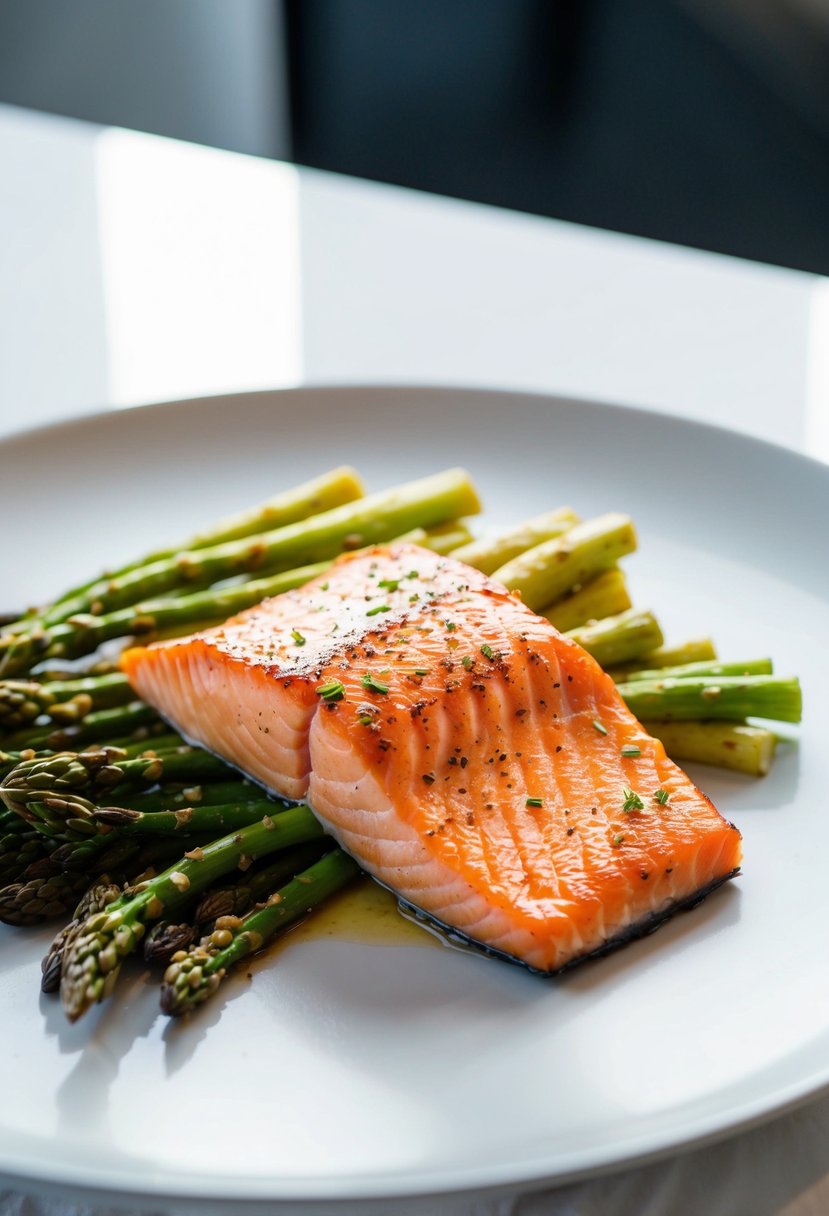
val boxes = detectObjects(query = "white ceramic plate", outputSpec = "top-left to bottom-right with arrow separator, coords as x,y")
1,386 -> 827,1214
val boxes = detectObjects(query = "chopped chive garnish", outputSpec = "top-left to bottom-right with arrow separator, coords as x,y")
357,713 -> 375,725
316,680 -> 345,702
406,569 -> 419,579
366,603 -> 392,617
444,620 -> 457,632
290,628 -> 306,647
526,797 -> 543,808
408,592 -> 420,603
361,673 -> 390,695
320,581 -> 329,591
461,656 -> 474,671
480,643 -> 494,661
654,788 -> 670,805
621,745 -> 641,758
622,787 -> 644,813
414,668 -> 429,676
612,833 -> 625,847
592,720 -> 608,736
378,578 -> 399,592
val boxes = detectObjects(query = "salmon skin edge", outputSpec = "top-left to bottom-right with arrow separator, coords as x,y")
393,865 -> 742,976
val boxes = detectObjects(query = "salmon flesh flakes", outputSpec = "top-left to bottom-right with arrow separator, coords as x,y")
122,543 -> 742,974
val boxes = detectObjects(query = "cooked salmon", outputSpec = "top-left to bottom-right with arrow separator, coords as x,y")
121,544 -> 741,973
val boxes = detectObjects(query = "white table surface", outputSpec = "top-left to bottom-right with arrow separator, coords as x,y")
1,101 -> 829,1216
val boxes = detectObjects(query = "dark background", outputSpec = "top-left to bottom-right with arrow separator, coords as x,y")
2,0 -> 829,275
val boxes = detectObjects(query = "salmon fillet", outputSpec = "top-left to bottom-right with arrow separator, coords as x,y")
121,543 -> 741,974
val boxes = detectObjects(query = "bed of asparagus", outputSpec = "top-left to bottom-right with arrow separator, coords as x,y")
0,466 -> 802,1022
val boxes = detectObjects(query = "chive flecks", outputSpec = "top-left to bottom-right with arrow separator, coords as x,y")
316,680 -> 345,702
480,643 -> 494,661
320,582 -> 329,591
592,720 -> 608,736
414,668 -> 429,676
612,833 -> 625,847
655,788 -> 670,805
445,621 -> 457,632
366,604 -> 392,617
378,578 -> 399,592
290,628 -> 306,647
406,570 -> 419,580
526,797 -> 543,808
622,787 -> 644,813
461,656 -> 474,671
361,673 -> 390,695
621,745 -> 641,758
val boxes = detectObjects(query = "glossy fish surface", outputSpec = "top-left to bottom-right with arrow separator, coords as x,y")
121,544 -> 741,973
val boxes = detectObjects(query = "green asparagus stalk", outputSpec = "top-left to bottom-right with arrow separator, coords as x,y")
0,672 -> 133,731
618,674 -> 802,723
566,609 -> 664,669
541,569 -> 632,633
60,804 -> 326,1020
143,842 -> 329,964
97,777 -> 269,814
493,513 -> 637,612
418,521 -> 474,555
193,842 -> 329,925
4,467 -> 365,637
1,701 -> 160,755
645,720 -> 778,777
91,797 -> 289,838
41,879 -> 123,993
618,658 -> 773,683
160,849 -> 360,1016
451,508 -> 580,575
608,638 -> 717,678
33,468 -> 479,629
1,747 -> 234,822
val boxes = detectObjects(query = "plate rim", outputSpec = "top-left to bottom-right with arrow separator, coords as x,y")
1,382 -> 827,1210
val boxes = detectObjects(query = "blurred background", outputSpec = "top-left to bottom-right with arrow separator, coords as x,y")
1,0 -> 828,275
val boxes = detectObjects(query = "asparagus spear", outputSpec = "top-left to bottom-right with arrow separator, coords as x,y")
493,514 -> 637,612
451,508 -> 579,575
646,720 -> 778,777
1,701 -> 160,754
92,797 -> 290,838
60,804 -> 326,1020
41,879 -> 122,993
33,468 -> 480,630
143,920 -> 198,965
0,672 -> 133,731
3,467 -> 365,637
608,638 -> 717,678
541,569 -> 632,634
0,870 -> 91,927
193,842 -> 328,925
619,658 -> 773,683
160,849 -> 360,1017
144,843 -> 329,964
1,747 -> 234,822
566,609 -> 664,669
0,819 -> 56,884
617,674 -> 802,723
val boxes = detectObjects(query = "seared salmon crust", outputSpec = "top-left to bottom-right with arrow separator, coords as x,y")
122,543 -> 742,974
